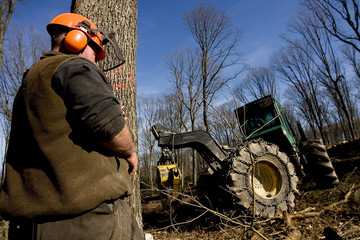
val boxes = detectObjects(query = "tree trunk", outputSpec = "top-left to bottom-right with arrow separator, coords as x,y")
192,150 -> 197,185
71,0 -> 142,230
0,0 -> 15,71
149,148 -> 154,188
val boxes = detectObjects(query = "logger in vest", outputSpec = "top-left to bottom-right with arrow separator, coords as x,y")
0,13 -> 144,240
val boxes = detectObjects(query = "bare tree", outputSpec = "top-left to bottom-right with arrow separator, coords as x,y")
272,40 -> 330,142
282,101 -> 300,136
303,0 -> 360,54
0,0 -> 15,70
0,26 -> 48,140
158,93 -> 188,132
137,95 -> 164,189
166,48 -> 202,132
166,49 -> 203,184
137,97 -> 155,187
210,101 -> 239,147
342,45 -> 360,99
71,0 -> 142,229
287,10 -> 358,140
183,3 -> 244,133
234,67 -> 279,103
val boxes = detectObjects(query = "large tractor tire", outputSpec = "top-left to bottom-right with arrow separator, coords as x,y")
227,139 -> 298,219
301,139 -> 339,189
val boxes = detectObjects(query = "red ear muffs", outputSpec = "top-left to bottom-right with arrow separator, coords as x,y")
64,29 -> 89,53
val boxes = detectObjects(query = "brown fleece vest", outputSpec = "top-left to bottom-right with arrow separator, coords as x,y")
0,53 -> 131,219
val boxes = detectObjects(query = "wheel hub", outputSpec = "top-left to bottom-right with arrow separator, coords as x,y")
251,158 -> 283,199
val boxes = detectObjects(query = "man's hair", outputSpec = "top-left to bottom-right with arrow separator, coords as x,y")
49,25 -> 70,49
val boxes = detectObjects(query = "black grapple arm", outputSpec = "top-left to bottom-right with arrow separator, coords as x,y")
151,124 -> 228,173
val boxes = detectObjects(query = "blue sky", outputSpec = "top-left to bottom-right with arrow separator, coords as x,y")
8,0 -> 301,96
137,1 -> 300,95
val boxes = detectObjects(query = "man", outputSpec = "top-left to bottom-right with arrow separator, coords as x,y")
0,13 -> 143,239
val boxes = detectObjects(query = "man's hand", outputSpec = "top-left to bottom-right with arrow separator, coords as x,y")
102,125 -> 138,176
126,151 -> 138,176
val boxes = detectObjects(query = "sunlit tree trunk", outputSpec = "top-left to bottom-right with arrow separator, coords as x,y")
71,0 -> 142,230
0,0 -> 15,71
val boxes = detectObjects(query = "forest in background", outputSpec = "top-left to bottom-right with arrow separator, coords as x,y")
136,0 -> 360,189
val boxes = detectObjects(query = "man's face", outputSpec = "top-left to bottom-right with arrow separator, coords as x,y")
79,45 -> 97,64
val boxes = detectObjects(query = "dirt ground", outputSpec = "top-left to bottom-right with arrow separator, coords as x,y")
0,140 -> 359,239
142,140 -> 360,240
142,169 -> 360,239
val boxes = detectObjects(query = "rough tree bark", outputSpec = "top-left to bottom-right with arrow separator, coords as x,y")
0,0 -> 15,71
71,0 -> 142,230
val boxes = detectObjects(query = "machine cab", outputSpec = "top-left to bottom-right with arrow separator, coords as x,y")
234,95 -> 298,154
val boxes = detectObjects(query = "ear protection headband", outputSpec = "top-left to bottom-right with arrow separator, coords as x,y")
64,21 -> 92,53
62,20 -> 125,70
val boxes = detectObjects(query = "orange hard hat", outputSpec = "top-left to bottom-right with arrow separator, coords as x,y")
47,13 -> 106,61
